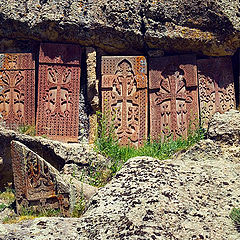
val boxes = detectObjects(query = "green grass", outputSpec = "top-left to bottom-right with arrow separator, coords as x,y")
0,187 -> 15,204
3,207 -> 62,224
230,208 -> 240,227
18,125 -> 36,136
72,197 -> 86,218
92,111 -> 206,186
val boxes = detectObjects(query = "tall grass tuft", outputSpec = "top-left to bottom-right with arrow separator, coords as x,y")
94,111 -> 206,177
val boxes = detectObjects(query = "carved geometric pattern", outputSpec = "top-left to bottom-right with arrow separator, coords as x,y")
149,55 -> 199,141
197,57 -> 235,128
37,43 -> 81,142
0,53 -> 35,129
11,140 -> 72,217
101,56 -> 148,147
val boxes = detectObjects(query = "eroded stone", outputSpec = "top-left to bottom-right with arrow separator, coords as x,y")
11,140 -> 74,217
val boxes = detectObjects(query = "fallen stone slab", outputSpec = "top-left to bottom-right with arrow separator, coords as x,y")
11,140 -> 74,217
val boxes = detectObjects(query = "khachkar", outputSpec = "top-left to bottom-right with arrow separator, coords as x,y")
101,56 -> 148,146
0,53 -> 35,129
149,55 -> 199,141
37,43 -> 81,142
197,57 -> 235,128
11,140 -> 73,217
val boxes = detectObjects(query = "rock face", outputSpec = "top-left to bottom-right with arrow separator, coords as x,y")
1,130 -> 240,239
208,109 -> 240,145
0,0 -> 239,56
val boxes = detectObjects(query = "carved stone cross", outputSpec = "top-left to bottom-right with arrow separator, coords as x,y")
0,53 -> 35,128
101,56 -> 148,146
149,55 -> 199,141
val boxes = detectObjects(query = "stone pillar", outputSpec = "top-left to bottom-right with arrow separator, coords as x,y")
86,47 -> 99,143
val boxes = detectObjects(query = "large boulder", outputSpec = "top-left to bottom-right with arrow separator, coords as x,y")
208,110 -> 240,145
0,0 -> 239,56
1,138 -> 240,239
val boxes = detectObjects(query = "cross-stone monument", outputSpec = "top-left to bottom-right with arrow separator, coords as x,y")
197,57 -> 235,128
0,53 -> 35,129
11,140 -> 73,217
36,43 -> 82,142
149,55 -> 199,141
101,56 -> 148,147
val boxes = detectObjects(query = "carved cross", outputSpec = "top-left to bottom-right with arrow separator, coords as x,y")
155,69 -> 188,139
45,67 -> 72,117
0,71 -> 24,122
111,61 -> 139,145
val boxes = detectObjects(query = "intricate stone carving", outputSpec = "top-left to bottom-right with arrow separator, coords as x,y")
37,43 -> 81,142
149,55 -> 199,141
197,57 -> 235,128
11,140 -> 73,217
0,53 -> 35,129
101,56 -> 147,146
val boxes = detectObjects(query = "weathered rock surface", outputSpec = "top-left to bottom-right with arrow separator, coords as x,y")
1,136 -> 240,239
208,109 -> 240,145
0,127 -> 106,190
0,0 -> 239,56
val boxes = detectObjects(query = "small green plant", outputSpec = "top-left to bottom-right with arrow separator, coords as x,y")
72,197 -> 86,217
40,134 -> 48,138
3,207 -> 62,224
230,208 -> 240,227
0,203 -> 7,211
0,187 -> 15,204
18,125 -> 36,136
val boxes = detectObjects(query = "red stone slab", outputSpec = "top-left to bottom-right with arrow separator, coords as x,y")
198,57 -> 235,128
37,64 -> 81,142
0,53 -> 35,129
39,43 -> 81,65
149,55 -> 199,141
101,56 -> 148,147
11,141 -> 71,217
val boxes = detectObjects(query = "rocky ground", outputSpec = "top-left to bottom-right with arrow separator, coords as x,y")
0,110 -> 240,239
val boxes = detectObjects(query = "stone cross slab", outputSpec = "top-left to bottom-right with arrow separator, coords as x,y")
0,53 -> 35,129
11,140 -> 73,217
197,57 -> 235,128
149,55 -> 199,141
36,43 -> 82,142
101,56 -> 148,146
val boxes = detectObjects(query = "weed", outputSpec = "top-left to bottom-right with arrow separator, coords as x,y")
72,197 -> 86,217
3,207 -> 62,224
93,111 -> 206,186
230,208 -> 240,227
18,125 -> 36,136
0,203 -> 7,211
3,215 -> 36,224
0,187 -> 15,204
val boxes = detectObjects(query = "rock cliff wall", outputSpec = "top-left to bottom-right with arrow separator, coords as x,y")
0,0 -> 240,56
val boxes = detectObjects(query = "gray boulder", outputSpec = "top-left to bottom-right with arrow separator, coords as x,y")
208,110 -> 240,145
